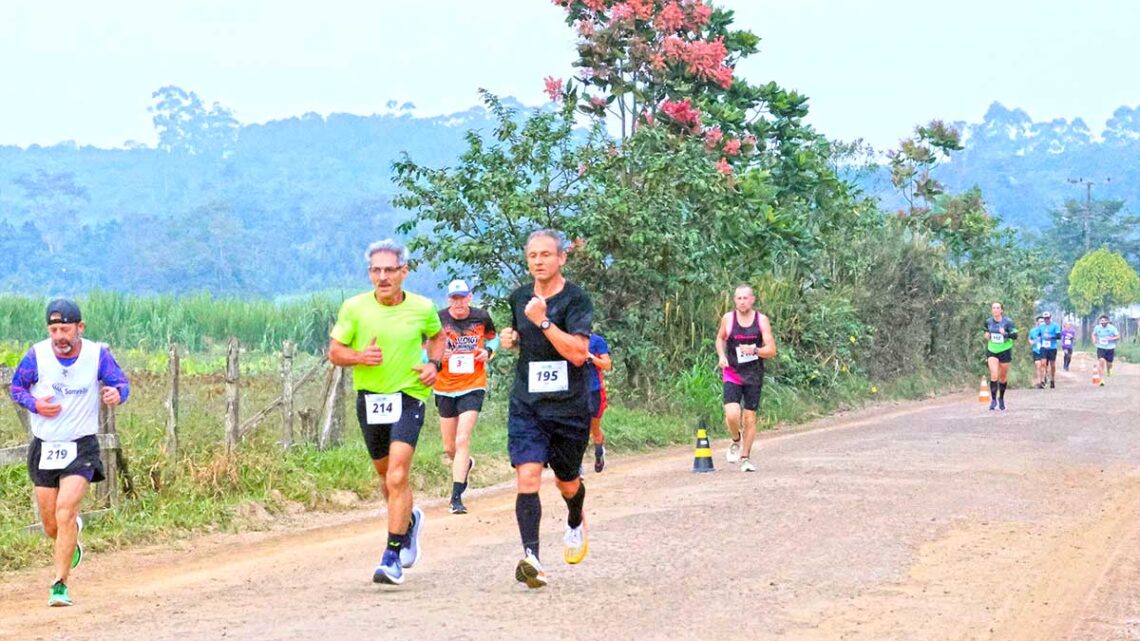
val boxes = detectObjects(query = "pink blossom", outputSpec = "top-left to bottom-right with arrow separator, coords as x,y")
685,38 -> 728,78
583,0 -> 607,11
609,2 -> 633,22
543,76 -> 563,102
628,0 -> 654,20
650,53 -> 666,71
660,98 -> 701,133
577,20 -> 595,37
703,126 -> 723,149
724,138 -> 741,156
687,1 -> 713,28
641,110 -> 656,127
713,65 -> 733,89
716,158 -> 732,175
590,96 -> 607,108
655,2 -> 686,32
578,162 -> 588,176
662,35 -> 687,62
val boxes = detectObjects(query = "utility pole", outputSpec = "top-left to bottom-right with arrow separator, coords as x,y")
1067,177 -> 1111,253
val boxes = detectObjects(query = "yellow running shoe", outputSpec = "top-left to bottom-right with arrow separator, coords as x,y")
563,520 -> 588,564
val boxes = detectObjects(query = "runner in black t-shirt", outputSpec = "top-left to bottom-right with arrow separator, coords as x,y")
498,229 -> 593,589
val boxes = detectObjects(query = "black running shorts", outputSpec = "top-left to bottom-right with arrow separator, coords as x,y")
27,435 -> 105,488
434,390 -> 486,419
355,391 -> 426,460
723,381 -> 762,411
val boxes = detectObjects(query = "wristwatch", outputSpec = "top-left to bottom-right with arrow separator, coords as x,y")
429,359 -> 442,370
539,319 -> 552,330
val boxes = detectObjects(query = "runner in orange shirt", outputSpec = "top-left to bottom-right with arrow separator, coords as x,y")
434,279 -> 498,514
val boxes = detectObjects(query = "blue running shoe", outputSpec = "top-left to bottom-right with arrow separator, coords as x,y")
373,549 -> 404,585
989,399 -> 997,411
998,398 -> 1006,411
400,506 -> 423,569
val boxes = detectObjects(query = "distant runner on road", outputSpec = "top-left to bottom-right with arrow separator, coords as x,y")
1092,315 -> 1121,386
1027,316 -> 1045,389
328,239 -> 445,586
586,332 -> 612,473
434,278 -> 497,515
715,284 -> 777,472
984,302 -> 1018,411
1060,321 -> 1077,371
1038,312 -> 1060,389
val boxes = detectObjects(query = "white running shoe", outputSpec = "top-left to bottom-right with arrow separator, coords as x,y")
515,553 -> 548,589
740,458 -> 756,472
726,441 -> 742,464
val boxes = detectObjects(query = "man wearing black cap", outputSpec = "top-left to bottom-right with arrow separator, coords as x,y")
8,298 -> 130,606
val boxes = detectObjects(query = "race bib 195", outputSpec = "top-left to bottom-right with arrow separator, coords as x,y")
364,393 -> 402,425
448,353 -> 476,374
528,361 -> 569,393
39,441 -> 77,471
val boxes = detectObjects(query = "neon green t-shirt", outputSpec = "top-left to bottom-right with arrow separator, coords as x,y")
330,290 -> 442,400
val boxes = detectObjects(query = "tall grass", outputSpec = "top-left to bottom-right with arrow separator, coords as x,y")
0,291 -> 345,353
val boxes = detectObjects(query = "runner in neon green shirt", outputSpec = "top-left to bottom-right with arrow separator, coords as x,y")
329,239 -> 444,586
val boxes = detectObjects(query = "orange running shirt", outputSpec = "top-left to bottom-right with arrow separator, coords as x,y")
435,307 -> 497,395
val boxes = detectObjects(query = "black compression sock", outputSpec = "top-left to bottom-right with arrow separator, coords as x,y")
516,492 -> 541,559
989,381 -> 998,399
387,532 -> 403,553
564,482 -> 586,529
451,481 -> 467,501
998,382 -> 1007,399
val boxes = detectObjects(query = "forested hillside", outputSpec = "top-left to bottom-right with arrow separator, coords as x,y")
0,85 -> 1136,297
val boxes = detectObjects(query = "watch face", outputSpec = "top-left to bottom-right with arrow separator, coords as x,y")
540,320 -> 551,329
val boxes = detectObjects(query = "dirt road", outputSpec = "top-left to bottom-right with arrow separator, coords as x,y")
3,352 -> 1139,640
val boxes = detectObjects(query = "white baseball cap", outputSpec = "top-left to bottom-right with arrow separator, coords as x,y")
447,279 -> 471,297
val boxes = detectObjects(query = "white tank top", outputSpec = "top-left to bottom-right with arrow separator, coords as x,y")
29,338 -> 102,441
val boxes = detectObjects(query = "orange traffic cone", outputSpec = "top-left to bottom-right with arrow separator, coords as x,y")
977,377 -> 990,403
1092,369 -> 1101,386
692,419 -> 715,473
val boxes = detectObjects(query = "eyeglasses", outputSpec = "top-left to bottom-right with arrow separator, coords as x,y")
369,266 -> 404,276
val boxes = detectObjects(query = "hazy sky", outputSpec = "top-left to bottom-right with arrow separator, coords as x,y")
2,0 -> 1136,150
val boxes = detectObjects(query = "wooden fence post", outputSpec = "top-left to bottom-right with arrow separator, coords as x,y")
224,337 -> 240,451
97,405 -> 119,508
281,340 -> 295,449
165,343 -> 180,462
1,365 -> 39,522
318,366 -> 344,451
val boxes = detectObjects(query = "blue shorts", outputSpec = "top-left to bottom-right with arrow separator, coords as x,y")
507,401 -> 590,482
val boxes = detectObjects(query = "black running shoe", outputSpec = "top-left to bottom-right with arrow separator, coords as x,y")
594,444 -> 605,473
449,498 -> 467,515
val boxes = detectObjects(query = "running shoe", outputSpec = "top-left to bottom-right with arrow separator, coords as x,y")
740,458 -> 757,472
999,398 -> 1006,411
515,553 -> 548,589
594,444 -> 605,473
399,506 -> 424,568
1050,380 -> 1055,389
71,515 -> 84,569
563,520 -> 588,564
989,399 -> 997,411
449,498 -> 468,515
726,440 -> 741,464
372,549 -> 404,585
48,581 -> 71,607
1100,381 -> 1106,387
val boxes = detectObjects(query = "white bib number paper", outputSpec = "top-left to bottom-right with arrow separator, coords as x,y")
990,332 -> 1005,343
39,441 -> 77,471
529,361 -> 569,393
735,344 -> 759,364
365,393 -> 402,425
449,353 -> 475,374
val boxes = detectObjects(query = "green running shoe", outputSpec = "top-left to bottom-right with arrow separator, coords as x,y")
71,515 -> 84,569
48,581 -> 72,607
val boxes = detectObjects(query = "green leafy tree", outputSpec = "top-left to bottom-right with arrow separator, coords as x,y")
12,170 -> 90,254
1067,248 -> 1140,318
150,85 -> 240,158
